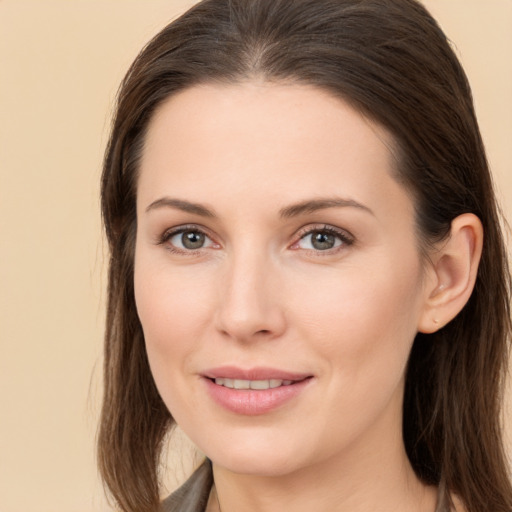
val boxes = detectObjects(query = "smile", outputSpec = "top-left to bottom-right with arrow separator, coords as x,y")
214,378 -> 294,389
203,369 -> 313,415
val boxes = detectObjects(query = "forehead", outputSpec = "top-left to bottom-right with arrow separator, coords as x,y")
138,82 -> 412,222
142,81 -> 397,163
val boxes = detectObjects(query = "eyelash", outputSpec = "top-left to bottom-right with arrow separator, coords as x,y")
157,224 -> 218,255
157,224 -> 354,256
291,225 -> 354,254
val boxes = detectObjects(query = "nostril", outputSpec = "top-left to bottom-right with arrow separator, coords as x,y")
214,298 -> 287,341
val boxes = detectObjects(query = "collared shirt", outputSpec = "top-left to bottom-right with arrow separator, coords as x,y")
161,459 -> 213,512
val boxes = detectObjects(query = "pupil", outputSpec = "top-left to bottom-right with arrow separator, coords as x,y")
182,231 -> 205,249
312,231 -> 335,250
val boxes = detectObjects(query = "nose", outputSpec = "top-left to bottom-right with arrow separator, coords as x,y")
214,251 -> 287,343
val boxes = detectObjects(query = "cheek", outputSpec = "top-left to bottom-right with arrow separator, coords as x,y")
288,254 -> 424,381
133,255 -> 213,373
288,260 -> 424,441
134,259 -> 218,420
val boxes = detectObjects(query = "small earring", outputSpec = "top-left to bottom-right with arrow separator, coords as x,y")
433,318 -> 439,325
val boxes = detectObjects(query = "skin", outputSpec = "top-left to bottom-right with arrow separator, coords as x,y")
134,83 -> 476,512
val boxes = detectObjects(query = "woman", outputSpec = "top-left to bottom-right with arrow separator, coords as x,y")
97,1 -> 512,511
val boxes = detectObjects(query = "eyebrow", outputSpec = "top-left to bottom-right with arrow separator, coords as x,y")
279,197 -> 374,218
145,197 -> 215,217
145,196 -> 373,218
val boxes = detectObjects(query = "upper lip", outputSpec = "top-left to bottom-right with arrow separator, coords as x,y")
202,366 -> 312,381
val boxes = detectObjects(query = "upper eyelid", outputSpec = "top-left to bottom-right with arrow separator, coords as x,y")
157,223 -> 217,246
162,223 -> 213,237
294,224 -> 354,242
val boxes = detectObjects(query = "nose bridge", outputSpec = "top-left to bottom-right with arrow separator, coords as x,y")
215,242 -> 285,341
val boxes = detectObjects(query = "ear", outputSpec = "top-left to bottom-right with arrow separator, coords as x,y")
417,213 -> 483,334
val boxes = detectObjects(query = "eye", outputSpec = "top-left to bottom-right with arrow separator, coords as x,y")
293,226 -> 353,252
171,230 -> 207,250
160,226 -> 218,252
299,230 -> 341,250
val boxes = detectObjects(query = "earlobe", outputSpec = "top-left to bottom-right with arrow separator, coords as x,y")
418,213 -> 483,334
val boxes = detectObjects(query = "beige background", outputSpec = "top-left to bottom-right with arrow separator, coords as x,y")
1,1 -> 511,511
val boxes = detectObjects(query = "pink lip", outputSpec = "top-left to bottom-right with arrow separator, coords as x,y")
202,366 -> 313,416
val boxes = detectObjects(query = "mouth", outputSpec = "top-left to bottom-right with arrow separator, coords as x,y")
202,367 -> 313,415
211,377 -> 304,390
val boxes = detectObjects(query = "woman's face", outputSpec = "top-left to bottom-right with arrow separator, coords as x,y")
134,83 -> 433,476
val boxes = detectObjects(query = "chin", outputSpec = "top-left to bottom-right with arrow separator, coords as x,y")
212,450 -> 302,477
197,427 -> 315,477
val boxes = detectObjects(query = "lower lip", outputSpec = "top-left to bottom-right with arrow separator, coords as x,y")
204,378 -> 312,415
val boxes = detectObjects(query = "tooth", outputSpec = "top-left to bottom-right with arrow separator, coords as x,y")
250,380 -> 270,390
214,378 -> 295,390
233,379 -> 250,390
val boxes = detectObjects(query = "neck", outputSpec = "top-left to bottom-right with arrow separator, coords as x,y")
209,408 -> 437,512
211,456 -> 435,512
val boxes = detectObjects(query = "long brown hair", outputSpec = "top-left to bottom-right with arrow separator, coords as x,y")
98,1 -> 512,511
